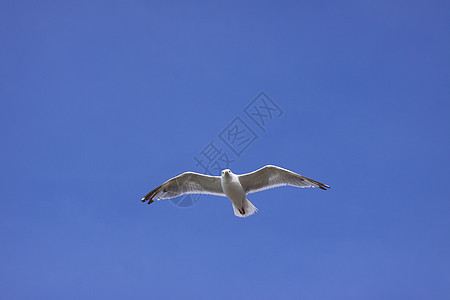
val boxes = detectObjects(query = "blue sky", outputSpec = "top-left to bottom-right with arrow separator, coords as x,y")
1,0 -> 449,299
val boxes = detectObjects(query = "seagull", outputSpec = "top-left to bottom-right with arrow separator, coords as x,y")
141,165 -> 330,217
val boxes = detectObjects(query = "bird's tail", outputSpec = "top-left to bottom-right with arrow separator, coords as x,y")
232,199 -> 258,218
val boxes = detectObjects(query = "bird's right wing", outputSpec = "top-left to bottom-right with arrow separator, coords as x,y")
141,172 -> 225,204
238,165 -> 330,194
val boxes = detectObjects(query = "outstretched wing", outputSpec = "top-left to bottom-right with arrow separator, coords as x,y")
141,172 -> 225,204
238,165 -> 330,194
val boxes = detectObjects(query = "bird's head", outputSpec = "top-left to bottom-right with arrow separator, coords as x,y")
221,169 -> 232,177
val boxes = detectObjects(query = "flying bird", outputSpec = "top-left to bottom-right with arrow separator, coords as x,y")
141,165 -> 330,217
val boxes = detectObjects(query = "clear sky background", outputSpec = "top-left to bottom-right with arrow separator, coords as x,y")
1,1 -> 449,299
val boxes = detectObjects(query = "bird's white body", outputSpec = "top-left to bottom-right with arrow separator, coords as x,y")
141,165 -> 329,218
220,170 -> 257,217
221,171 -> 244,206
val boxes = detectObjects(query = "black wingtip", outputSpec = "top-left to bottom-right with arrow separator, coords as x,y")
319,184 -> 331,190
141,197 -> 154,204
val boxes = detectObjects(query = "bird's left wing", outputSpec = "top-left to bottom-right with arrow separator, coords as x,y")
141,172 -> 225,204
238,165 -> 330,194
